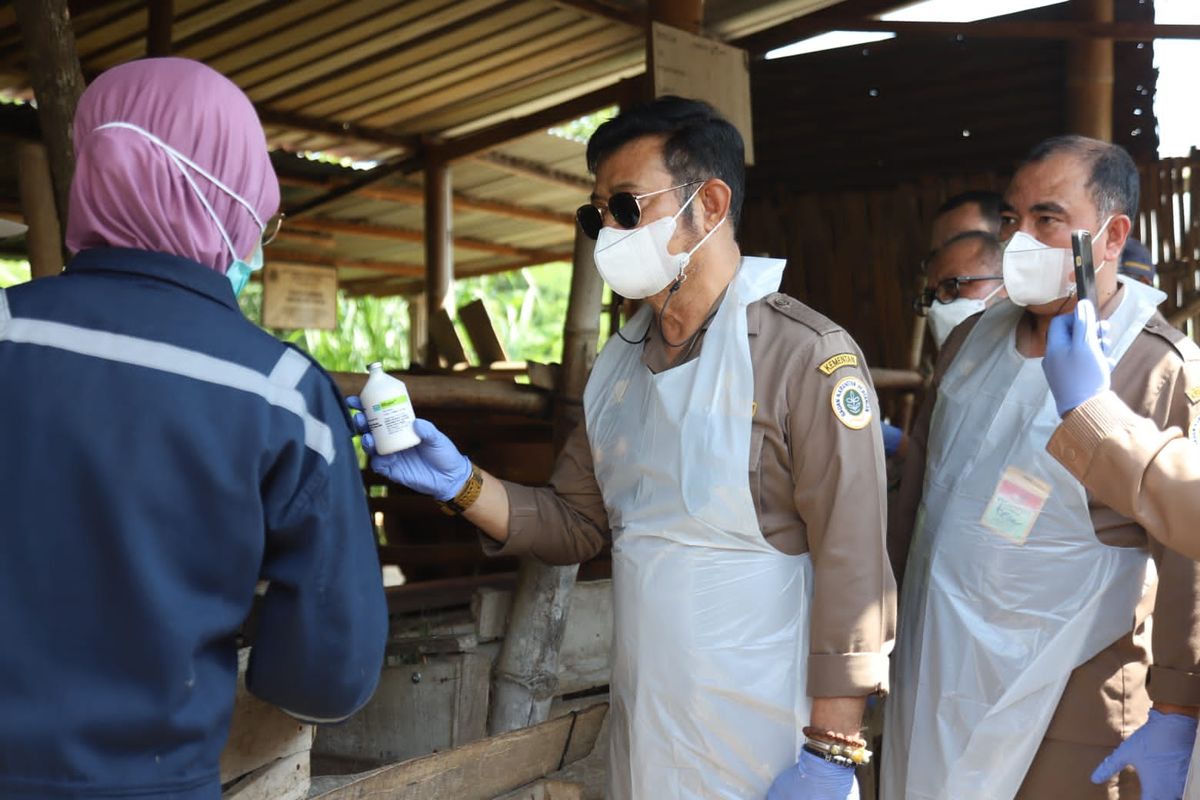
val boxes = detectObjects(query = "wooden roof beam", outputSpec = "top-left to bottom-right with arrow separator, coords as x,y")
474,153 -> 592,193
548,0 -> 645,27
278,175 -> 574,227
259,109 -> 420,153
743,19 -> 1200,56
267,246 -> 424,278
430,75 -> 642,163
286,216 -> 572,261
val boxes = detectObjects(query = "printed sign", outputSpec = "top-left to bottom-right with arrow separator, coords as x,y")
262,262 -> 338,331
651,22 -> 754,164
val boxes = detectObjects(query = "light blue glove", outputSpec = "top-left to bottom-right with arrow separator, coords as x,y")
1090,709 -> 1198,799
346,396 -> 471,502
766,750 -> 859,800
881,422 -> 904,457
1043,299 -> 1111,417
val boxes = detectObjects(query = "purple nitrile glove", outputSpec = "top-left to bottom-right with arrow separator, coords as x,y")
881,422 -> 904,457
1043,299 -> 1111,418
1090,709 -> 1198,800
765,749 -> 859,800
346,396 -> 471,502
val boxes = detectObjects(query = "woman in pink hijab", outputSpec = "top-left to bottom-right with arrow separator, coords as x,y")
67,56 -> 280,292
0,58 -> 387,800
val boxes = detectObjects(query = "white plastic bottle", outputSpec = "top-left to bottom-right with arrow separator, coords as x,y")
360,362 -> 421,454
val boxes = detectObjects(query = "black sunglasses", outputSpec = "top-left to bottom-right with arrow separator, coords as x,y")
913,275 -> 1003,315
576,180 -> 705,240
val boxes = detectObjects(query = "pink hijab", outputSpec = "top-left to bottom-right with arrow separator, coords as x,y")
66,58 -> 279,274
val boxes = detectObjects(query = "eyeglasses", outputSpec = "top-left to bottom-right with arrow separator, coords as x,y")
913,275 -> 1003,315
576,180 -> 705,240
261,213 -> 285,248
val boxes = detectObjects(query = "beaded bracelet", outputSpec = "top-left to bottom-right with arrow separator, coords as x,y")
802,743 -> 858,769
803,733 -> 873,765
802,726 -> 867,749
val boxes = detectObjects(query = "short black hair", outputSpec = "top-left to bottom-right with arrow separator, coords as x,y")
1023,135 -> 1140,218
586,96 -> 745,231
923,229 -> 1001,274
935,190 -> 1007,233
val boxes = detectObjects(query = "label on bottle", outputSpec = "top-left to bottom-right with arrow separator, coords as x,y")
369,396 -> 414,436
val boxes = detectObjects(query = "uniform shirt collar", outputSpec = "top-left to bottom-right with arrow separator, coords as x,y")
66,247 -> 241,311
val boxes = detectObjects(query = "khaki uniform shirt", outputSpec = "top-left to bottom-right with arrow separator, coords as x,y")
891,301 -> 1200,757
1049,390 -> 1200,562
487,292 -> 898,698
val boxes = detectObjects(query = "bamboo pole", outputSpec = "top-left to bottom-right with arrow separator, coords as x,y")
424,160 -> 453,366
1066,0 -> 1114,141
13,0 -> 86,237
488,225 -> 604,735
17,141 -> 64,278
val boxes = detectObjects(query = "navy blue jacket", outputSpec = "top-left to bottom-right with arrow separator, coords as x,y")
0,249 -> 387,799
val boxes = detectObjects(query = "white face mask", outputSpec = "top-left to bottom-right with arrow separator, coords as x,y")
926,283 -> 1003,349
593,184 -> 726,299
1001,216 -> 1112,307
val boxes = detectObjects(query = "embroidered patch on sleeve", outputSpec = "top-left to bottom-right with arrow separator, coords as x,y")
831,376 -> 873,430
818,353 -> 859,376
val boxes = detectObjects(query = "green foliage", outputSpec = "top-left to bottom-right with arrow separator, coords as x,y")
238,282 -> 411,372
548,107 -> 617,145
454,261 -> 573,364
238,260 -> 578,371
0,260 -> 30,288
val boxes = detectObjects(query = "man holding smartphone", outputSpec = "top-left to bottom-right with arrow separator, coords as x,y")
883,135 -> 1200,800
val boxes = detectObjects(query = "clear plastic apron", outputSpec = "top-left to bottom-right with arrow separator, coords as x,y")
584,258 -> 817,800
881,278 -> 1165,800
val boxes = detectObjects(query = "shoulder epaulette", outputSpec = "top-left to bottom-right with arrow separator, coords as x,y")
762,292 -> 842,336
1144,314 -> 1200,362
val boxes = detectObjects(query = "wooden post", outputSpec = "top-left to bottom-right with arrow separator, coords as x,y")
17,141 -> 65,278
488,228 -> 604,735
649,0 -> 703,34
147,0 -> 174,57
1067,0 -> 1114,141
424,161 -> 453,366
14,0 -> 86,236
408,292 -> 429,368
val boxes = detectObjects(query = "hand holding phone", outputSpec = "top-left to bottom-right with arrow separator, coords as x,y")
1071,230 -> 1096,303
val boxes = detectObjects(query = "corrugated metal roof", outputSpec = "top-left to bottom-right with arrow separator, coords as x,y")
0,0 -> 858,294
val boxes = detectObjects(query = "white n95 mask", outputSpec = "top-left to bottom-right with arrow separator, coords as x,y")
593,185 -> 725,299
927,284 -> 1003,349
1002,217 -> 1112,307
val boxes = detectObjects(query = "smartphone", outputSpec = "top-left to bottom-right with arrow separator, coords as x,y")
1071,230 -> 1096,303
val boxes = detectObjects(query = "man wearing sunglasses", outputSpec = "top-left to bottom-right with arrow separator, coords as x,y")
352,96 -> 894,800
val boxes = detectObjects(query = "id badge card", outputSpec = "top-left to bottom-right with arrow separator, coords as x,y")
980,466 -> 1052,545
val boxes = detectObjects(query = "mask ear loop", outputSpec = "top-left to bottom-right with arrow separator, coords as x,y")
92,122 -> 266,265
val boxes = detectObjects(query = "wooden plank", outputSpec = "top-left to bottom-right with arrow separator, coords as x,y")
313,653 -> 491,769
492,778 -> 585,800
219,650 -> 314,785
329,371 -> 550,416
295,6 -> 578,120
459,299 -> 510,364
430,307 -> 471,368
222,750 -> 309,800
310,703 -> 608,800
555,580 -> 612,696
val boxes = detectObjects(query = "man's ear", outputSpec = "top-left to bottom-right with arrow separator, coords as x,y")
697,179 -> 732,231
1101,214 -> 1132,264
